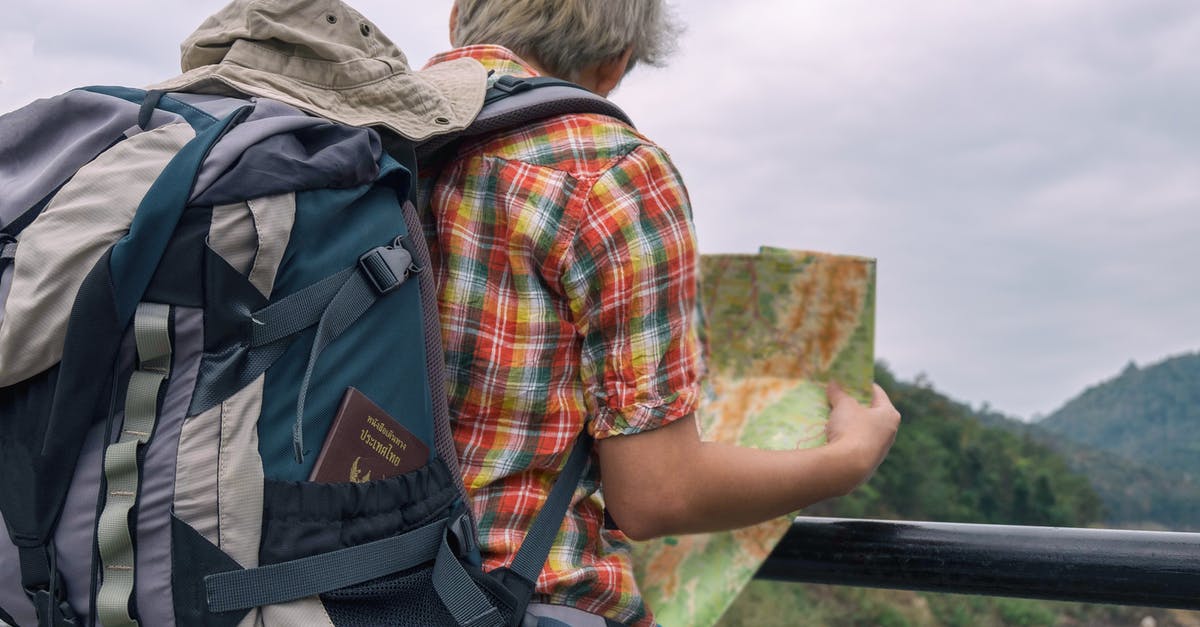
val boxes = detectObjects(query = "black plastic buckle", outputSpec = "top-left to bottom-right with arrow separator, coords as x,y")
492,75 -> 533,95
27,588 -> 79,627
447,513 -> 479,558
358,239 -> 415,295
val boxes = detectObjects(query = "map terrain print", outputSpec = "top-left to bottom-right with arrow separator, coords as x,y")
633,247 -> 876,627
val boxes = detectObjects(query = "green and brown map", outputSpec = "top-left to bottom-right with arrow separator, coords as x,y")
633,247 -> 876,627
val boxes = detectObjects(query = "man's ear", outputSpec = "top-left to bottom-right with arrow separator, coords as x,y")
591,46 -> 635,97
448,2 -> 460,47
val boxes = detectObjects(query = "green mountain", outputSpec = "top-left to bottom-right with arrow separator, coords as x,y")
1039,352 -> 1200,476
1036,352 -> 1200,529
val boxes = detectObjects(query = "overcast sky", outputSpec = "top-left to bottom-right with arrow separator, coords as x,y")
3,1 -> 1197,420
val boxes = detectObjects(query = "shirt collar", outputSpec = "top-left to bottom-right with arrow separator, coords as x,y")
424,45 -> 542,79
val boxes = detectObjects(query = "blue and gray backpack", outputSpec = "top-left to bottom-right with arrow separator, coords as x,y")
0,76 -> 631,627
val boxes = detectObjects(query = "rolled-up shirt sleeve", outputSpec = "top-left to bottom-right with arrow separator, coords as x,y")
560,144 -> 706,439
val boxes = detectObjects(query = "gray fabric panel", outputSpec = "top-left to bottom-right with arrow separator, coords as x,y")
526,603 -> 608,627
0,122 -> 196,387
208,193 -> 294,302
245,194 -> 295,298
175,372 -> 267,573
189,100 -> 322,201
173,398 -> 222,545
0,89 -> 180,229
53,331 -> 138,622
53,421 -> 108,620
216,375 -> 265,571
209,202 -> 258,275
166,93 -> 250,120
0,509 -> 35,627
136,306 -> 204,627
0,263 -> 11,329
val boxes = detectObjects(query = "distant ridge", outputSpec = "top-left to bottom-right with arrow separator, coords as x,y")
1037,351 -> 1200,529
1039,351 -> 1200,474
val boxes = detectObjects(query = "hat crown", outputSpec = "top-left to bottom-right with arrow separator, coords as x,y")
181,0 -> 408,76
155,0 -> 488,142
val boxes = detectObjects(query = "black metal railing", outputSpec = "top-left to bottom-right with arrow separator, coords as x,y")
757,517 -> 1200,609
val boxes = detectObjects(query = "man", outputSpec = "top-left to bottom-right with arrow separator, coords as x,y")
423,1 -> 903,625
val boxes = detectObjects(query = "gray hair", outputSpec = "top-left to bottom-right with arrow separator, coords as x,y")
452,0 -> 682,81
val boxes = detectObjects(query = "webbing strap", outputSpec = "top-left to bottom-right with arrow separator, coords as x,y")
249,267 -> 354,347
205,518 -> 445,613
507,434 -> 594,585
291,240 -> 414,463
433,532 -> 505,627
0,238 -> 15,273
95,302 -> 172,627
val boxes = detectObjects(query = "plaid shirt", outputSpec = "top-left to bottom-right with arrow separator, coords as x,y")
422,46 -> 704,625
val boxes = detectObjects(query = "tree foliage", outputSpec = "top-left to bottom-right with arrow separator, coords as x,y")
806,363 -> 1103,526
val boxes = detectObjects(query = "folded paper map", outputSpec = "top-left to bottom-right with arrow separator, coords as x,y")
632,247 -> 876,627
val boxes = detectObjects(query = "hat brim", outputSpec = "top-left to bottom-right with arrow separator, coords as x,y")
148,56 -> 487,142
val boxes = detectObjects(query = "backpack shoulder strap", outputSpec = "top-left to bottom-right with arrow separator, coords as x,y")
416,75 -> 635,163
475,75 -> 634,133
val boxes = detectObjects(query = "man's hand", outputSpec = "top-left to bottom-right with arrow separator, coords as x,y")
824,382 -> 902,493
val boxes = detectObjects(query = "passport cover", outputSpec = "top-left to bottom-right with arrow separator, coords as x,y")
308,387 -> 430,483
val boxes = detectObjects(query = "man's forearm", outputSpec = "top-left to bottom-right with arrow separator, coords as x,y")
647,439 -> 864,537
598,384 -> 899,541
598,416 -> 868,540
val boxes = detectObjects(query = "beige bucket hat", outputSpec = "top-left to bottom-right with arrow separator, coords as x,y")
149,0 -> 486,141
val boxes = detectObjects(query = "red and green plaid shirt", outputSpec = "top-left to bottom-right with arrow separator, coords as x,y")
422,46 -> 705,625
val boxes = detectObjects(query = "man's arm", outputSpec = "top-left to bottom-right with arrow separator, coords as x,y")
596,382 -> 900,541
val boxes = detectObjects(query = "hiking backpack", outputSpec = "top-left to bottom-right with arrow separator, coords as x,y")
0,76 -> 631,627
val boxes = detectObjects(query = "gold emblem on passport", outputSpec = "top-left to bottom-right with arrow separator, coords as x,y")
349,456 -> 372,483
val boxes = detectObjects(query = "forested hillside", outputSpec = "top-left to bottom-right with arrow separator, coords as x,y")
1040,353 -> 1200,471
1035,352 -> 1200,529
805,365 -> 1101,526
1012,423 -> 1200,530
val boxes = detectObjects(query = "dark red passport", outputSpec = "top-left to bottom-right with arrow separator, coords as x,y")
309,387 -> 430,483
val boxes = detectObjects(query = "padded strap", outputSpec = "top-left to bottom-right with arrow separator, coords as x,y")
95,302 -> 172,627
507,433 -> 594,585
416,77 -> 633,163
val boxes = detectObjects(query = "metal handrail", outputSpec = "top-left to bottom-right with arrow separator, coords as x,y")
757,516 -> 1200,609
